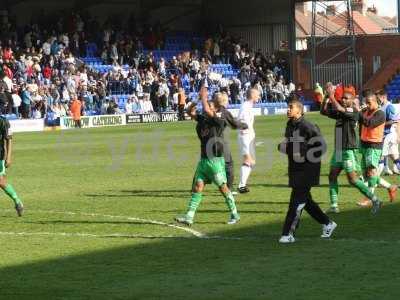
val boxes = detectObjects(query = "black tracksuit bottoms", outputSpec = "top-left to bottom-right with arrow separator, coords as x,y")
282,187 -> 330,236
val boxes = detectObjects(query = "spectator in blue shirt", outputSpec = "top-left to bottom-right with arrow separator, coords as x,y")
21,85 -> 32,119
377,90 -> 400,175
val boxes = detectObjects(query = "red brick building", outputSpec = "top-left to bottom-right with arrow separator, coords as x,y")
295,1 -> 399,91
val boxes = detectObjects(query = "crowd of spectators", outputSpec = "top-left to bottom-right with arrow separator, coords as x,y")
0,10 -> 294,120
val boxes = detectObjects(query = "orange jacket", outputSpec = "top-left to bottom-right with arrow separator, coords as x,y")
361,110 -> 385,143
70,100 -> 82,121
178,91 -> 187,106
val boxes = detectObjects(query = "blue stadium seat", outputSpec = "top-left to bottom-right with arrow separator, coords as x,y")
4,114 -> 18,120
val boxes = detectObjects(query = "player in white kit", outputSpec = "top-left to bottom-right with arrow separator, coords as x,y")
237,88 -> 260,193
377,90 -> 400,175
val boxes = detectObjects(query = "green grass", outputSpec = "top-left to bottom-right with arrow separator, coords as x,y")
1,113 -> 400,300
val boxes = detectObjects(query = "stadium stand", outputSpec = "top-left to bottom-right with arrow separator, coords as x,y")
0,11 -> 294,121
386,74 -> 400,102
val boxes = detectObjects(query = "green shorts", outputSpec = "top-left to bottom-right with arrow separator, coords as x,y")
330,149 -> 358,173
360,146 -> 382,170
0,160 -> 5,176
193,157 -> 227,187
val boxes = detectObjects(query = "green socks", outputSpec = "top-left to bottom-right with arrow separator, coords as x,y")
367,176 -> 379,189
223,191 -> 238,215
186,192 -> 202,219
354,179 -> 375,200
186,191 -> 238,220
329,181 -> 339,207
3,184 -> 22,206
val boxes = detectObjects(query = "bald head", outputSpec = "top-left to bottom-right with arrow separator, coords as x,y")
247,88 -> 260,103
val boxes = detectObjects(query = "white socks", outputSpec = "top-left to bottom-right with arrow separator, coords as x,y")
379,178 -> 392,189
378,163 -> 385,176
239,164 -> 252,188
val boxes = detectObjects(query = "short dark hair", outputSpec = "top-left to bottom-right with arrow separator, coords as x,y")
362,89 -> 373,98
375,89 -> 387,97
365,92 -> 378,102
288,98 -> 304,114
288,93 -> 299,102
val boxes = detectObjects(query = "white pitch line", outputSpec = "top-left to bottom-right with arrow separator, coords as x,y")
0,231 -> 196,239
25,209 -> 208,239
3,210 -> 396,244
1,209 -> 206,239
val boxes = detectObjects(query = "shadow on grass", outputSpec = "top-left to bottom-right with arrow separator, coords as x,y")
1,203 -> 400,299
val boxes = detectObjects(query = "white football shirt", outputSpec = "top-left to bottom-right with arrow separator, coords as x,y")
238,100 -> 255,136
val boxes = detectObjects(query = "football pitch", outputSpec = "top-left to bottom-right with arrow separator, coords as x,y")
1,113 -> 400,300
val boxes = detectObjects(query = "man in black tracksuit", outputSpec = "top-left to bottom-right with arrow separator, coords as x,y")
278,98 -> 337,243
220,106 -> 248,191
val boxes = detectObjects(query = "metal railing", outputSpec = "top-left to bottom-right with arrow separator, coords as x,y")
313,60 -> 363,91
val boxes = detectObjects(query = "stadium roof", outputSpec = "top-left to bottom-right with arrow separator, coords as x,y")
5,0 -> 342,9
7,0 -> 201,7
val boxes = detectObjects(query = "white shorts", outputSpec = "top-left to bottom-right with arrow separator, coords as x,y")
238,134 -> 256,157
382,131 -> 399,157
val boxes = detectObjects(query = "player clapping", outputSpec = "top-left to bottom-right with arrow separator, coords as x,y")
174,87 -> 240,226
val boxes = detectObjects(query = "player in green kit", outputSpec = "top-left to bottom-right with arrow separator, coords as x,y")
321,88 -> 382,214
174,87 -> 240,226
0,116 -> 23,216
357,92 -> 397,207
